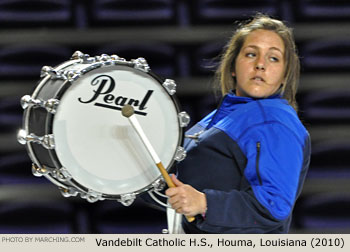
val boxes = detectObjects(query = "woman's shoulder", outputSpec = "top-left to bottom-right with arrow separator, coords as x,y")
234,97 -> 298,123
218,98 -> 307,139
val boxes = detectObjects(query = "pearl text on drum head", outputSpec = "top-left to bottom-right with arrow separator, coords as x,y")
78,74 -> 153,116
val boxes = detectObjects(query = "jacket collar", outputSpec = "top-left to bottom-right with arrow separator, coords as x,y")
222,90 -> 282,107
206,91 -> 282,129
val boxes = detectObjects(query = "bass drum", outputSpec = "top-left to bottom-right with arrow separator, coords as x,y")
17,51 -> 190,206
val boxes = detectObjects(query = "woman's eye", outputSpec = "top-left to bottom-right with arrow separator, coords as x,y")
270,56 -> 279,62
246,52 -> 256,58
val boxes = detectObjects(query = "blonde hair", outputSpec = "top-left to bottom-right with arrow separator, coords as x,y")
216,13 -> 300,111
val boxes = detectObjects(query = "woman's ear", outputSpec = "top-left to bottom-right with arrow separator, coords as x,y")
231,72 -> 236,77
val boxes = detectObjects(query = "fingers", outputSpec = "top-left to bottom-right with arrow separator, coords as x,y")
166,187 -> 193,215
166,185 -> 186,214
166,193 -> 183,213
165,174 -> 184,197
170,174 -> 183,187
169,199 -> 189,215
165,176 -> 207,216
165,186 -> 179,197
168,194 -> 188,207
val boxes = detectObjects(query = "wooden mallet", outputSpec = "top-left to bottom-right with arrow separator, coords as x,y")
121,105 -> 195,222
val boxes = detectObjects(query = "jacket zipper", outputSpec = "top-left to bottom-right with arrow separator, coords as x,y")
256,142 -> 263,185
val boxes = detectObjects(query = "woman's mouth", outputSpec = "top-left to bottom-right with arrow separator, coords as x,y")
251,76 -> 265,82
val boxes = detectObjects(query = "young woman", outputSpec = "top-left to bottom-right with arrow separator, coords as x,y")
165,14 -> 311,233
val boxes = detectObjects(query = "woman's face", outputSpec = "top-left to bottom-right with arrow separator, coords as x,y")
233,29 -> 285,98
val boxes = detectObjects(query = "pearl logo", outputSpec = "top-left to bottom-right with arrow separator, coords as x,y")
78,75 -> 153,116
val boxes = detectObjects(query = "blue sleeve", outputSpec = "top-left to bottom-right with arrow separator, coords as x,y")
197,123 -> 305,233
241,123 -> 305,220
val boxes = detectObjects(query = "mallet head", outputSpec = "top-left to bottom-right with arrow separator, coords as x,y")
121,105 -> 134,118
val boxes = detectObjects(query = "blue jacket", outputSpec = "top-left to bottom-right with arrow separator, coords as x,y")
177,92 -> 311,233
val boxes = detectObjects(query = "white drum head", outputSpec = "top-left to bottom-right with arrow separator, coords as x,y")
53,65 -> 180,195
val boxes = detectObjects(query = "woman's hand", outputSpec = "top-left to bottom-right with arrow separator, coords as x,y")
165,174 -> 207,217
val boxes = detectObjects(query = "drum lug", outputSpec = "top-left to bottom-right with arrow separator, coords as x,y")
178,111 -> 190,127
152,178 -> 166,191
63,69 -> 81,82
40,65 -> 58,78
85,56 -> 97,64
31,163 -> 51,177
81,190 -> 104,203
52,167 -> 72,182
17,129 -> 55,150
132,57 -> 150,72
71,50 -> 84,60
174,146 -> 187,162
112,55 -> 127,63
118,193 -> 136,206
99,54 -> 114,66
71,51 -> 93,63
45,98 -> 60,113
111,54 -> 125,62
162,79 -> 177,95
59,187 -> 79,198
21,95 -> 59,114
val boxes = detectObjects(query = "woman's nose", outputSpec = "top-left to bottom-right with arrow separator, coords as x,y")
255,64 -> 265,71
255,57 -> 266,71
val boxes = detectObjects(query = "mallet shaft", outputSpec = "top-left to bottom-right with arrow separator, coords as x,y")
126,113 -> 195,222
